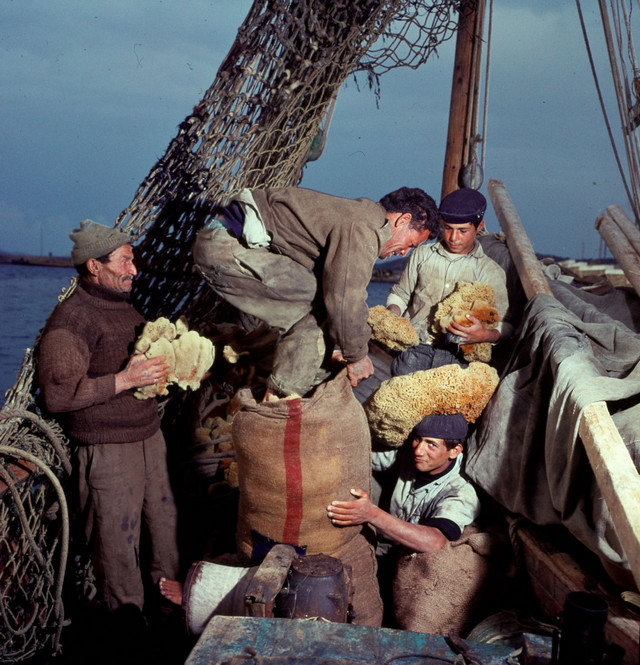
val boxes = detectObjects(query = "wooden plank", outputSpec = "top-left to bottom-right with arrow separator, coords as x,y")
441,0 -> 482,198
579,402 -> 640,591
488,179 -> 640,592
488,179 -> 553,298
515,521 -> 640,665
595,212 -> 640,298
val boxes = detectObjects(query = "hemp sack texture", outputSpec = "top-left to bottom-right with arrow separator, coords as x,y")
364,362 -> 499,447
232,369 -> 383,626
392,524 -> 513,636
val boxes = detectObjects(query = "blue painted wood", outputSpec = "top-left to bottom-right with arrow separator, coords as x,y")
186,616 -> 517,664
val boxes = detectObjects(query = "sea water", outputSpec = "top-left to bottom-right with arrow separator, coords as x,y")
0,265 -> 392,405
0,264 -> 77,402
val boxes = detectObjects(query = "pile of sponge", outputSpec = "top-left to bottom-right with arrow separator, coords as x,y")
367,305 -> 420,351
364,361 -> 499,447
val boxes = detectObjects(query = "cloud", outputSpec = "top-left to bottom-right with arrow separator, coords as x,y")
0,1 -> 634,260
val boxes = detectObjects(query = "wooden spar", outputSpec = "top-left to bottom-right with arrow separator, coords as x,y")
487,179 -> 552,298
579,402 -> 640,590
595,206 -> 640,298
441,0 -> 484,199
488,177 -> 640,591
605,204 -> 640,255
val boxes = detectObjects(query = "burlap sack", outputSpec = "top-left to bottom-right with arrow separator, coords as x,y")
392,524 -> 511,636
233,369 -> 372,561
332,532 -> 384,627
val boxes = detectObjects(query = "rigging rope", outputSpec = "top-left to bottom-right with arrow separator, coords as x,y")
576,0 -> 640,223
480,0 -> 493,169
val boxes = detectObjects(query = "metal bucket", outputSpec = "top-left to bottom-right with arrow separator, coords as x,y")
275,553 -> 353,623
558,591 -> 609,665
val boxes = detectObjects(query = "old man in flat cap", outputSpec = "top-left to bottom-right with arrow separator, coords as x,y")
38,220 -> 180,648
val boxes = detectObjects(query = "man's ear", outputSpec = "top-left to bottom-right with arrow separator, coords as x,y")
449,443 -> 463,460
477,220 -> 485,232
86,258 -> 100,277
395,212 -> 412,228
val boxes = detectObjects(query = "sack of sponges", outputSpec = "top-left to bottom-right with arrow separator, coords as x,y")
133,316 -> 215,399
367,305 -> 419,351
431,281 -> 499,362
364,362 -> 499,447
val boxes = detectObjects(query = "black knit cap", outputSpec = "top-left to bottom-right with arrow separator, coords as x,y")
413,413 -> 468,440
439,187 -> 486,224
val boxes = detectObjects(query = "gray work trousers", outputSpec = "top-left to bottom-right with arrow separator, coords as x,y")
75,429 -> 180,612
193,226 -> 331,396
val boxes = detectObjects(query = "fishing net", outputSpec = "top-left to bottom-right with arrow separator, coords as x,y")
0,350 -> 71,662
119,0 -> 460,325
0,0 -> 461,659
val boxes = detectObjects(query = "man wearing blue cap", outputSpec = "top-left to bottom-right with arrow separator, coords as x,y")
386,187 -> 513,375
327,412 -> 480,555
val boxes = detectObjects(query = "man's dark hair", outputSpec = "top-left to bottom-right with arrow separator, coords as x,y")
444,438 -> 465,451
76,253 -> 112,276
379,187 -> 440,239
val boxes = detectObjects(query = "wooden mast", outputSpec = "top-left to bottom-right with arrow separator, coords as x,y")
441,0 -> 485,200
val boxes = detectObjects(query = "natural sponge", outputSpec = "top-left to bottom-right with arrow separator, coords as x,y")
134,317 -> 215,399
367,305 -> 419,351
172,330 -> 215,390
364,362 -> 499,447
432,282 -> 499,362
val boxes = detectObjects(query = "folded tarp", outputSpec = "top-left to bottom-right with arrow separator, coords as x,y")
465,274 -> 640,581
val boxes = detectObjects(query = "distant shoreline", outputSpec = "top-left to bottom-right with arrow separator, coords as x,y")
0,253 -> 72,268
371,268 -> 400,283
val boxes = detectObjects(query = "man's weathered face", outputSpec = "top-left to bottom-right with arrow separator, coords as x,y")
442,220 -> 484,255
91,244 -> 137,293
379,212 -> 430,259
411,435 -> 460,474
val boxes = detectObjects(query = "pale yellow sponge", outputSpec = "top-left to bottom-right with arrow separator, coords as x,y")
172,330 -> 215,390
134,317 -> 215,399
367,305 -> 419,351
364,362 -> 499,447
133,317 -> 177,354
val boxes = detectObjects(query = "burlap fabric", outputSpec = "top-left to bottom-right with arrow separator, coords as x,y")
232,369 -> 382,625
392,524 -> 512,636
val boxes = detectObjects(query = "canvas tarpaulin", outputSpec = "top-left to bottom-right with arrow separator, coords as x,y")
465,276 -> 640,580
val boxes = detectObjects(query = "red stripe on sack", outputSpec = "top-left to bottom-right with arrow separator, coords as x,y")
282,398 -> 303,544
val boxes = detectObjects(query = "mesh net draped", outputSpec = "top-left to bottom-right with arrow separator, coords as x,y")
0,1 -> 460,659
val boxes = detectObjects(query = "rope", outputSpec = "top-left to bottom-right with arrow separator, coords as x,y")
0,444 -> 69,657
576,0 -> 637,215
480,0 -> 493,169
0,407 -> 72,476
604,0 -> 640,213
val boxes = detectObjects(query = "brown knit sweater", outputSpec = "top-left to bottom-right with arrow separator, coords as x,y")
38,280 -> 160,444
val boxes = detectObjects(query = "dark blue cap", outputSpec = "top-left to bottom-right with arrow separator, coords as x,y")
413,413 -> 468,440
439,188 -> 486,224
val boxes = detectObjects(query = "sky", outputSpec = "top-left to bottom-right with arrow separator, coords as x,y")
1,1 -> 636,261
